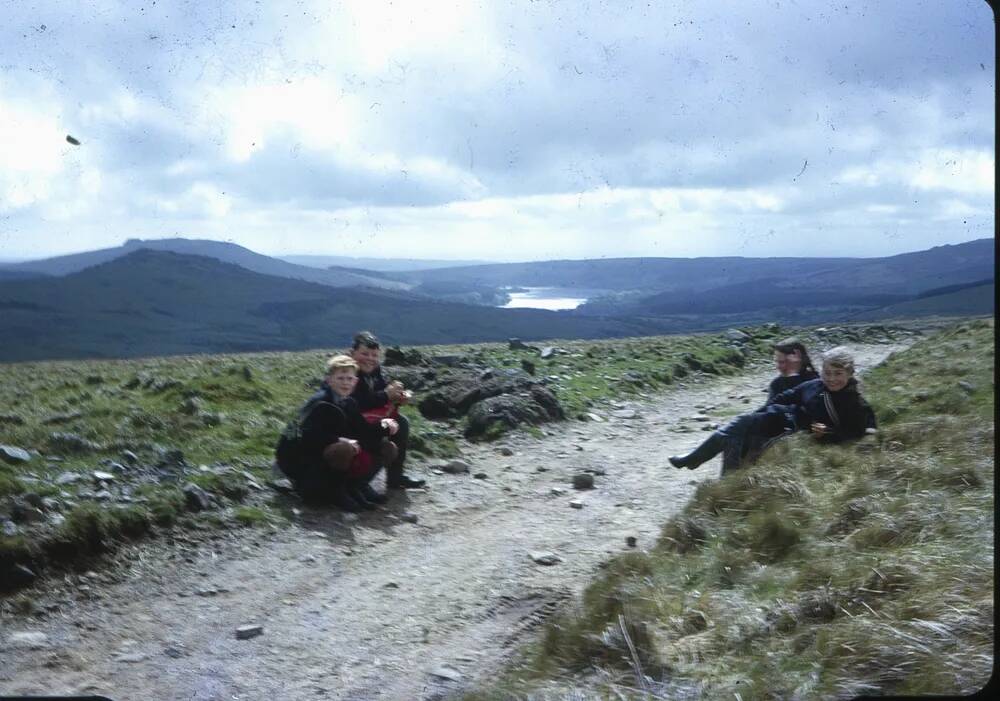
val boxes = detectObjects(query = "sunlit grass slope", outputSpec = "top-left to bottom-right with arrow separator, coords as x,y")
467,318 -> 993,699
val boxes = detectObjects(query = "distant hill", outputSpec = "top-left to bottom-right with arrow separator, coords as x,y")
848,281 -> 994,321
0,238 -> 411,292
388,255 -> 860,292
578,238 -> 996,317
279,255 -> 492,271
0,270 -> 47,281
0,250 -> 680,362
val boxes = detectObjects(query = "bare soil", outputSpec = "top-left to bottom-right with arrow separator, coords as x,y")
0,343 -> 906,700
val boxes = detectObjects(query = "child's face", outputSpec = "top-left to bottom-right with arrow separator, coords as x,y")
328,368 -> 358,397
351,344 -> 380,374
821,362 -> 852,392
774,350 -> 801,376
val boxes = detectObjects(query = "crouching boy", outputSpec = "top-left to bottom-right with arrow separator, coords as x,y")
276,355 -> 399,512
668,346 -> 877,475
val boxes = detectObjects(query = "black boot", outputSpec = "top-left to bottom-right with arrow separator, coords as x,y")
356,482 -> 388,505
349,487 -> 379,510
668,432 -> 728,470
331,486 -> 362,513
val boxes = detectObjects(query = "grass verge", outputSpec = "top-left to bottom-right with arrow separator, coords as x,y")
464,318 -> 994,698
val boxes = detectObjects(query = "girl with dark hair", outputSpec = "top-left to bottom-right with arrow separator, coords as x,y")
767,337 -> 818,401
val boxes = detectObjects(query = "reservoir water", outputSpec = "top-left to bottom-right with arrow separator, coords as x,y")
501,287 -> 594,311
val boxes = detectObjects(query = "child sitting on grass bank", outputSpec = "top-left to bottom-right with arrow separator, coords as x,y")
669,346 -> 877,475
276,355 -> 400,512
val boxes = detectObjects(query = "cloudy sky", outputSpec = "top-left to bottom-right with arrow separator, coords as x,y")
0,0 -> 994,262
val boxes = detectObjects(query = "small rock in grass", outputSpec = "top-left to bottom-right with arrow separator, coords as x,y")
625,536 -> 637,548
572,473 -> 595,490
499,447 -> 514,456
569,499 -> 584,509
236,625 -> 263,640
473,472 -> 488,480
611,409 -> 637,419
55,471 -> 83,485
401,512 -> 419,524
182,483 -> 212,512
0,445 -> 31,464
92,471 -> 115,482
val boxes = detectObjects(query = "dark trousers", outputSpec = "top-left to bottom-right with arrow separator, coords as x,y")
293,443 -> 386,506
387,413 -> 409,483
717,409 -> 793,474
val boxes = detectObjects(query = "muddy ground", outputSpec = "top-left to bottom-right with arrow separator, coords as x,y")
0,343 -> 907,700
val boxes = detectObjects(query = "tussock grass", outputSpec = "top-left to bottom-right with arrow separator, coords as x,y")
468,319 -> 994,698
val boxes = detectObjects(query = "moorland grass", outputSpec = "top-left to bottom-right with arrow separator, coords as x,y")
0,322 -> 909,591
465,318 -> 994,699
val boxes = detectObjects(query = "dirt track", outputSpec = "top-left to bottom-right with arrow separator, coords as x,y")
0,343 -> 905,700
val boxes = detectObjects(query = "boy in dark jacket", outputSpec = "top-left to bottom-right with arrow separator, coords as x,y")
669,346 -> 876,474
277,354 -> 400,511
349,330 -> 425,490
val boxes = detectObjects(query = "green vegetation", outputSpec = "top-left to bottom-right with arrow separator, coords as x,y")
465,318 -> 994,699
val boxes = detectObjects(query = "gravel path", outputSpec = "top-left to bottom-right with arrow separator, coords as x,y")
0,343 -> 906,700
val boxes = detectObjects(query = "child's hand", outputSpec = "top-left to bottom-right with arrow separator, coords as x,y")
386,382 -> 406,403
381,418 -> 399,435
338,436 -> 361,454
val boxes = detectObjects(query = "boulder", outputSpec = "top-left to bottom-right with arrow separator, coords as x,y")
383,346 -> 426,366
726,328 -> 751,342
465,394 -> 550,438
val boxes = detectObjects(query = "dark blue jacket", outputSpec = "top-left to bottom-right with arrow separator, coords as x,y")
766,377 -> 876,442
351,366 -> 391,411
299,384 -> 389,456
766,369 -> 819,403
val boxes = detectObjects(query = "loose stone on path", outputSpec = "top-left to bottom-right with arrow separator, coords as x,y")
530,551 -> 562,566
236,625 -> 263,640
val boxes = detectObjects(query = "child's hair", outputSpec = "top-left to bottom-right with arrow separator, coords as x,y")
326,354 -> 359,374
352,330 -> 380,350
821,346 -> 855,373
773,336 -> 816,375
